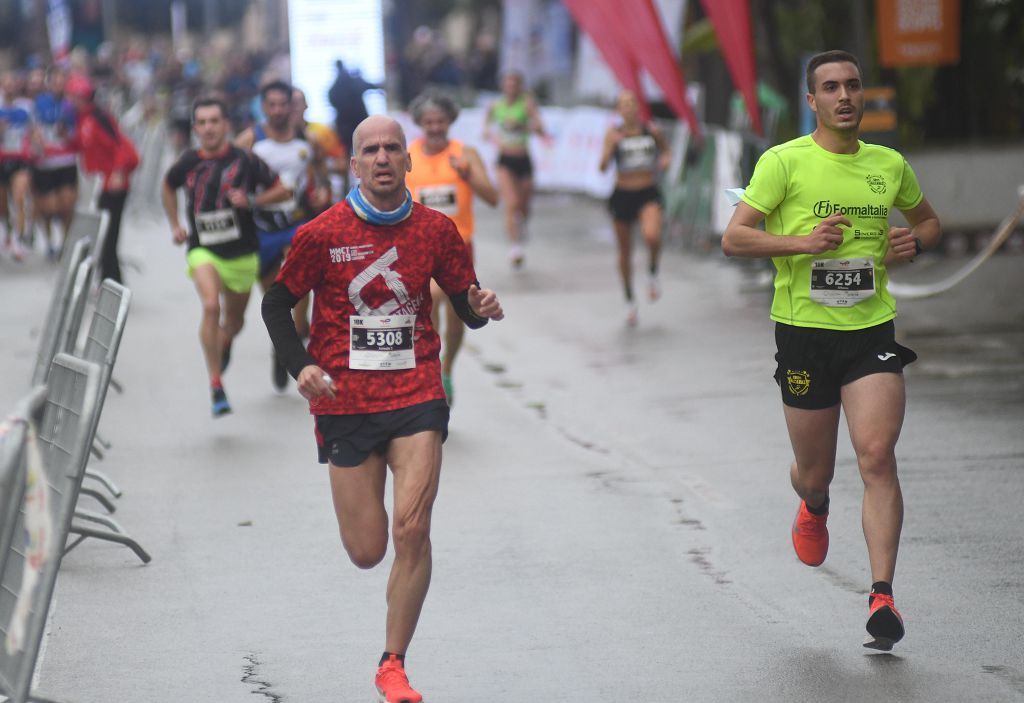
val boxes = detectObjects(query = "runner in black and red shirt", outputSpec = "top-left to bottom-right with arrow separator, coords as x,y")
262,115 -> 503,703
161,95 -> 290,417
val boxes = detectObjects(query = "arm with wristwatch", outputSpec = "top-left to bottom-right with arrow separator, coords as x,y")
885,197 -> 941,265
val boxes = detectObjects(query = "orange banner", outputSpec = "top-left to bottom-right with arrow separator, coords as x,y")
877,0 -> 960,66
861,87 -> 897,133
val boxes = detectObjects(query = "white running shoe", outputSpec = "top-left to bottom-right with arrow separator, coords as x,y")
626,303 -> 639,327
648,275 -> 661,302
509,244 -> 525,269
6,238 -> 25,262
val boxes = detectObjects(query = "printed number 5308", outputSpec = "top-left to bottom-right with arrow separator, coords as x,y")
366,330 -> 404,347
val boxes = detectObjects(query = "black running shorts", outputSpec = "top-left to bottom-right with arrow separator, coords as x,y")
0,160 -> 30,185
31,164 -> 78,194
315,399 -> 450,467
497,153 -> 533,179
608,185 -> 662,223
773,320 -> 917,410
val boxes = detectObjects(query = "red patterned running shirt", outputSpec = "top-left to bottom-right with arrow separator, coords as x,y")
276,199 -> 476,415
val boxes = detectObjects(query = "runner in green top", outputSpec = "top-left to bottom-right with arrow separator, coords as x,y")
723,50 -> 941,651
489,91 -> 531,150
485,71 -> 547,268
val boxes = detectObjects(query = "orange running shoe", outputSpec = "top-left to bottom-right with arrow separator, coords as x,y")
375,655 -> 423,703
791,500 -> 828,566
864,592 -> 905,651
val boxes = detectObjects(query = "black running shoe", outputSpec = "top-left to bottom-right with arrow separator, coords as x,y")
220,341 -> 233,373
211,387 -> 232,417
272,354 -> 288,391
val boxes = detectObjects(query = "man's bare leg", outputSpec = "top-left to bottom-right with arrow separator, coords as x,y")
383,430 -> 442,654
219,287 -> 251,364
842,372 -> 906,584
328,453 -> 389,568
784,403 -> 841,509
192,264 -> 226,383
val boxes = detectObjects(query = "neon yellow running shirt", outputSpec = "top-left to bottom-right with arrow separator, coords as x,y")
742,135 -> 924,330
491,96 -> 530,149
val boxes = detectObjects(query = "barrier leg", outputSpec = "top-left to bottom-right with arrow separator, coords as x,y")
84,468 -> 123,498
78,487 -> 116,513
94,431 -> 112,451
74,508 -> 125,533
66,524 -> 152,564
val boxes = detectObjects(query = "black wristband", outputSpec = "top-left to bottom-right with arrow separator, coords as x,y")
262,282 -> 317,378
913,237 -> 924,257
449,287 -> 489,330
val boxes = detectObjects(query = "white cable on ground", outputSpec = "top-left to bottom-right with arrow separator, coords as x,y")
889,187 -> 1024,299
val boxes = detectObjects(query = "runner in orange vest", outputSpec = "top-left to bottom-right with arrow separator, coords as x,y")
406,90 -> 498,404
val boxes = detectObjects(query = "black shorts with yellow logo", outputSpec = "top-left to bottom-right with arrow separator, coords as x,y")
773,321 -> 917,409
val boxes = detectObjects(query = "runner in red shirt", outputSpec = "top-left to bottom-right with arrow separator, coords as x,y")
67,74 -> 139,284
262,115 -> 503,703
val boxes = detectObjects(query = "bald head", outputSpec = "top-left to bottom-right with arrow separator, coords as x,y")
352,115 -> 407,155
350,114 -> 412,208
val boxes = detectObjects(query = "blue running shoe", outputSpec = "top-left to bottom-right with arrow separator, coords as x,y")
211,387 -> 232,417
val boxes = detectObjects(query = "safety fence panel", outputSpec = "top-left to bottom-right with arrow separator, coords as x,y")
0,355 -> 102,703
31,238 -> 91,387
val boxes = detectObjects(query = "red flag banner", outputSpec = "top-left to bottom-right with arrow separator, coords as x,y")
877,0 -> 961,67
563,0 -> 651,121
699,0 -> 761,135
592,0 -> 701,137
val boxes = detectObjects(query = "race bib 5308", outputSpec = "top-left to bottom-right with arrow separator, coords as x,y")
349,315 -> 416,370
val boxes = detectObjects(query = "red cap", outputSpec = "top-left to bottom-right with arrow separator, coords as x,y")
65,74 -> 95,99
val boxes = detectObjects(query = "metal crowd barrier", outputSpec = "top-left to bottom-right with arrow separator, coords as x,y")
0,422 -> 28,574
0,389 -> 46,579
27,229 -> 148,561
60,211 -> 106,262
31,207 -> 109,388
31,239 -> 90,387
0,354 -> 102,703
59,260 -> 93,365
0,100 -> 153,703
67,281 -> 149,564
60,210 -> 110,299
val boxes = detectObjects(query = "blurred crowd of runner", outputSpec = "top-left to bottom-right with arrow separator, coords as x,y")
0,39 -> 329,264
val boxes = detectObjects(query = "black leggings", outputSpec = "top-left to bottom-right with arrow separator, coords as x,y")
98,190 -> 128,284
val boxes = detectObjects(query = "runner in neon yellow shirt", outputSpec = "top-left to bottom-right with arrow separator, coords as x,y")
742,133 -> 924,330
723,50 -> 941,651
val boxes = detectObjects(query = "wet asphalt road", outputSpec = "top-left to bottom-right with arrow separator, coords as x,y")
1,194 -> 1022,702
